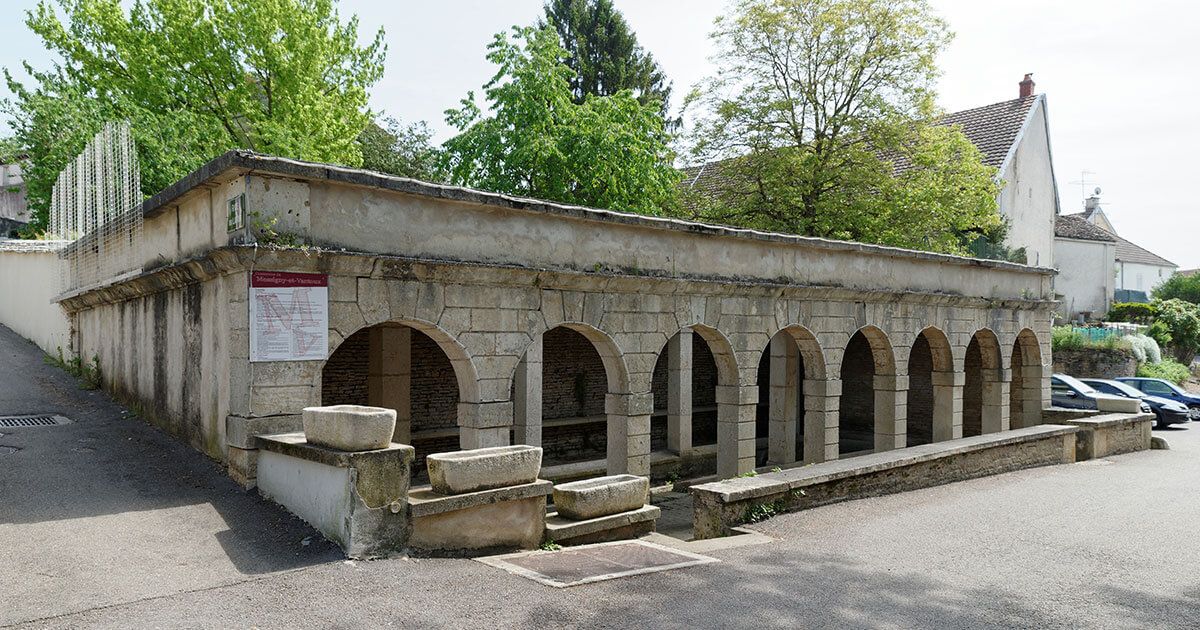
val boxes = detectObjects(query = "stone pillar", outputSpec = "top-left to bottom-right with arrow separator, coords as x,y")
930,370 -> 963,442
606,392 -> 653,475
459,401 -> 512,449
873,374 -> 907,452
767,335 -> 800,465
981,368 -> 1010,434
368,326 -> 411,444
513,337 -> 542,446
803,378 -> 840,464
716,384 -> 757,478
667,329 -> 693,454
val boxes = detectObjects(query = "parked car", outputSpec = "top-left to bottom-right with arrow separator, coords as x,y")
1051,374 -> 1141,411
1080,378 -> 1188,428
1114,377 -> 1200,421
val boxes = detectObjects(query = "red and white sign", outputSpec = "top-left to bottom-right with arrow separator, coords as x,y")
249,271 -> 328,362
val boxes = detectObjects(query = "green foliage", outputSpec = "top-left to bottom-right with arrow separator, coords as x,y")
1152,299 -> 1200,363
358,117 -> 444,181
683,0 -> 1003,256
1128,334 -> 1162,365
538,540 -> 563,551
1050,326 -> 1131,353
0,136 -> 23,162
5,0 -> 385,231
442,26 -> 679,215
540,0 -> 672,119
743,500 -> 783,524
1153,273 -> 1200,304
44,347 -> 102,389
1137,359 -> 1191,385
736,470 -> 758,478
1107,302 -> 1158,325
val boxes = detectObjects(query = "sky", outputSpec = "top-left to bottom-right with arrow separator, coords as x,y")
2,1 -> 1198,267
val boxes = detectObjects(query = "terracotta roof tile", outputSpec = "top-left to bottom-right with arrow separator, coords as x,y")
1054,215 -> 1116,242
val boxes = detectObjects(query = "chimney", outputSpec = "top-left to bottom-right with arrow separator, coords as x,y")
1019,73 -> 1035,98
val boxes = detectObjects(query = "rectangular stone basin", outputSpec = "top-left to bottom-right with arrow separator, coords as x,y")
552,474 -> 648,521
427,445 -> 542,495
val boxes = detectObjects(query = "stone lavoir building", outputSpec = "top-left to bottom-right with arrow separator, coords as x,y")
57,152 -> 1053,486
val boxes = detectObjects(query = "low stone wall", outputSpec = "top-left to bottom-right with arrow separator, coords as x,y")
1052,348 -> 1136,379
1052,412 -> 1153,460
690,425 -> 1078,539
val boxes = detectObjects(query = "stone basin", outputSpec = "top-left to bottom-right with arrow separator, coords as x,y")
552,474 -> 648,521
426,445 -> 543,495
302,405 -> 396,452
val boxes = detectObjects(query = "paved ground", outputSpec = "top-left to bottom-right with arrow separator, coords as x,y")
3,323 -> 1200,629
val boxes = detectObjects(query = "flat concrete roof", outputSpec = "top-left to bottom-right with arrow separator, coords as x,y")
140,151 -> 1055,276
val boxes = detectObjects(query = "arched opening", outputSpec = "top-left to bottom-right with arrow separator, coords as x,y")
756,327 -> 826,466
539,326 -> 612,467
906,327 -> 953,446
651,329 -> 720,454
1010,329 -> 1044,429
964,329 -> 1005,437
321,322 -> 473,477
839,327 -> 896,456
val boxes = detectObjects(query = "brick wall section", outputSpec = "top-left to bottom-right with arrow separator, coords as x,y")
542,327 -> 607,420
1010,342 -> 1025,418
963,339 -> 983,436
907,335 -> 934,446
321,328 -> 369,406
840,333 -> 875,446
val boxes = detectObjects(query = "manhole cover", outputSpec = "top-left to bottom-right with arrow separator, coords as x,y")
0,414 -> 71,428
478,540 -> 718,588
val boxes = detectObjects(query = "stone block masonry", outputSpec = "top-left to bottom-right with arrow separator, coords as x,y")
54,151 -> 1057,487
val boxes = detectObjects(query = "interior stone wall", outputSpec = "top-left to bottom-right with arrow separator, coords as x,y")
907,336 -> 935,446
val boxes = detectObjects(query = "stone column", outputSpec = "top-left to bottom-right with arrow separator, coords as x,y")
873,374 -> 907,452
930,370 -> 963,442
767,335 -> 800,465
716,384 -> 757,478
513,337 -> 542,446
606,392 -> 653,475
803,378 -> 839,464
459,401 -> 512,449
667,329 -> 693,454
981,367 -> 1010,434
368,326 -> 411,444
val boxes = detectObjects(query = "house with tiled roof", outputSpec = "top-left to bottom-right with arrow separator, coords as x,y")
681,74 -> 1061,266
1066,194 -> 1177,303
1053,214 -> 1116,320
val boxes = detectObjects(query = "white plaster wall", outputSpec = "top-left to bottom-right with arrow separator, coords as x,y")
257,451 -> 352,546
998,101 -> 1057,268
1117,261 -> 1175,295
0,246 -> 72,354
1054,238 -> 1115,320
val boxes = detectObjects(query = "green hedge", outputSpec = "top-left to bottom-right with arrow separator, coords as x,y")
1136,359 -> 1191,385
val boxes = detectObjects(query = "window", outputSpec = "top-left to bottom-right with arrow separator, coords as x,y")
1141,380 -> 1172,395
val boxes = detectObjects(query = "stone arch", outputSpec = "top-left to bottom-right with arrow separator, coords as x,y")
319,318 -> 481,475
1010,328 -> 1045,429
531,322 -> 644,474
756,325 -> 828,467
839,326 -> 901,456
649,324 -> 737,463
963,328 -> 1006,437
907,326 -> 955,446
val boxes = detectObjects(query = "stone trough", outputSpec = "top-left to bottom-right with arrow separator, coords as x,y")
426,445 -> 542,495
545,474 -> 659,546
302,405 -> 396,452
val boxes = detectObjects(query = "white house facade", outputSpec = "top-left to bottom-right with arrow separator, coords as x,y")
1053,214 -> 1116,320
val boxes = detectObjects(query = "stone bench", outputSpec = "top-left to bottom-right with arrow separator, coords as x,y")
690,424 -> 1080,539
1051,412 -> 1154,460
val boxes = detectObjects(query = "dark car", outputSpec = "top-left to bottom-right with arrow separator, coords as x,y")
1114,377 -> 1200,421
1081,378 -> 1189,428
1051,374 -> 1139,411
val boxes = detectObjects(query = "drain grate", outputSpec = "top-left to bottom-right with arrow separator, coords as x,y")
0,414 -> 71,428
478,540 -> 718,588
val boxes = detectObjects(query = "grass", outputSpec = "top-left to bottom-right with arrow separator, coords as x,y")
1051,326 -> 1132,353
44,347 -> 102,390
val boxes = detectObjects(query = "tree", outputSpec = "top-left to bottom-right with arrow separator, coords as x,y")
1153,298 -> 1200,363
442,26 -> 679,215
540,0 -> 671,117
1153,272 -> 1200,305
358,117 -> 443,182
4,0 -> 385,230
684,0 -> 1003,256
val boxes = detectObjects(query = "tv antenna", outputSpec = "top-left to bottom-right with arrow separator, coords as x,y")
1068,170 -> 1097,207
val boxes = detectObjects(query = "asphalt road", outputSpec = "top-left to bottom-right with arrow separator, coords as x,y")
2,323 -> 1198,629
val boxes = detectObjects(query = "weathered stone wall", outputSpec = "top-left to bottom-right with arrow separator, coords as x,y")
1052,348 -> 1137,379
